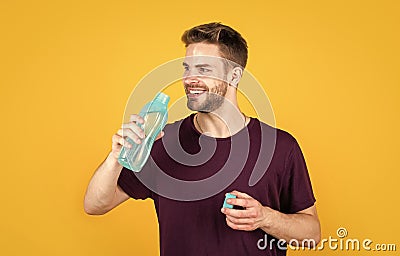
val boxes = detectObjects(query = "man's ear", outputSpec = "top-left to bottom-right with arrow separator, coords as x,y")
228,67 -> 243,88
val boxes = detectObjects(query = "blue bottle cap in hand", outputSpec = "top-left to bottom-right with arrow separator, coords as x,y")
223,193 -> 237,209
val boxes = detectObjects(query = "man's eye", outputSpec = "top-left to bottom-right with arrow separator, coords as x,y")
199,67 -> 211,73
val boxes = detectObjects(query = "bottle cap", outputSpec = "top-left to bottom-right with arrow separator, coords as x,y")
223,193 -> 237,209
154,92 -> 170,105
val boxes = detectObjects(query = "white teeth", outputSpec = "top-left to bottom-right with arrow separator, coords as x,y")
189,90 -> 205,94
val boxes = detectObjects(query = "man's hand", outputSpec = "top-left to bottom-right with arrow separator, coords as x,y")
220,190 -> 272,231
220,190 -> 321,246
111,114 -> 164,161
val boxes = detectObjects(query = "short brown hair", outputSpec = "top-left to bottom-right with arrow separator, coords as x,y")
181,22 -> 248,68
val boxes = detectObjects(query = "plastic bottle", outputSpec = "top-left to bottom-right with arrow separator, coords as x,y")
118,92 -> 170,171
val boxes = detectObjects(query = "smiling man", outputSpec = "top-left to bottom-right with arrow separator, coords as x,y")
84,22 -> 320,256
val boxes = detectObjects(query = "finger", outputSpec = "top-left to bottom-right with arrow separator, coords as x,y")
155,131 -> 164,141
117,128 -> 142,144
129,114 -> 145,124
226,198 -> 257,208
226,215 -> 255,225
112,143 -> 122,152
221,208 -> 255,218
112,134 -> 120,144
113,133 -> 136,148
226,217 -> 253,231
111,145 -> 122,158
230,190 -> 253,199
119,135 -> 133,147
112,134 -> 130,148
111,136 -> 122,149
121,123 -> 145,139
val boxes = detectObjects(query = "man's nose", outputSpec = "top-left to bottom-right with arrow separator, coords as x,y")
183,70 -> 200,84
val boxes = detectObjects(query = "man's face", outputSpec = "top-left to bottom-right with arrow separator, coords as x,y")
183,43 -> 229,112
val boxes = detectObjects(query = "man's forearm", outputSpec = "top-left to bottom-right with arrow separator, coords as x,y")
84,153 -> 123,214
260,206 -> 321,246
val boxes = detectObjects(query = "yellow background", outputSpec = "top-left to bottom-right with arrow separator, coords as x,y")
1,0 -> 399,255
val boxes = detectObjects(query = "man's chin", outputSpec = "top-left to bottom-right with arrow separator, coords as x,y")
188,103 -> 222,113
187,101 -> 208,113
187,103 -> 202,112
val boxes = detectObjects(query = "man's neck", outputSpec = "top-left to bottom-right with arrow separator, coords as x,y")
195,104 -> 247,138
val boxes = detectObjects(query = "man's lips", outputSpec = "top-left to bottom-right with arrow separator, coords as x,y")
185,87 -> 208,98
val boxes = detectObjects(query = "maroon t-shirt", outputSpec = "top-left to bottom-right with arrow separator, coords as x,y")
118,114 -> 316,256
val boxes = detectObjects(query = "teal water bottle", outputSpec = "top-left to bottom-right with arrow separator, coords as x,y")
118,92 -> 170,171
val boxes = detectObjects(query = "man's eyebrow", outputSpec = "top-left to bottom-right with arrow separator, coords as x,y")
194,64 -> 213,68
182,62 -> 213,68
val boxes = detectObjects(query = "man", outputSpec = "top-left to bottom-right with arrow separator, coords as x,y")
84,22 -> 320,255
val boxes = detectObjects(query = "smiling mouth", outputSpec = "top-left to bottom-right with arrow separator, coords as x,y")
186,88 -> 208,98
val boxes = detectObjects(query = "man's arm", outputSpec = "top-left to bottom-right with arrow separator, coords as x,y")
84,153 -> 130,215
221,191 -> 321,246
84,114 -> 151,215
260,204 -> 320,246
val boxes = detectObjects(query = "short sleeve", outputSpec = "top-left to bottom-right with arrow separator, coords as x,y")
280,139 -> 316,213
117,167 -> 153,200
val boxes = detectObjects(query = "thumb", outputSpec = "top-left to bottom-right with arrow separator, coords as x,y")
155,131 -> 165,141
230,190 -> 252,199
